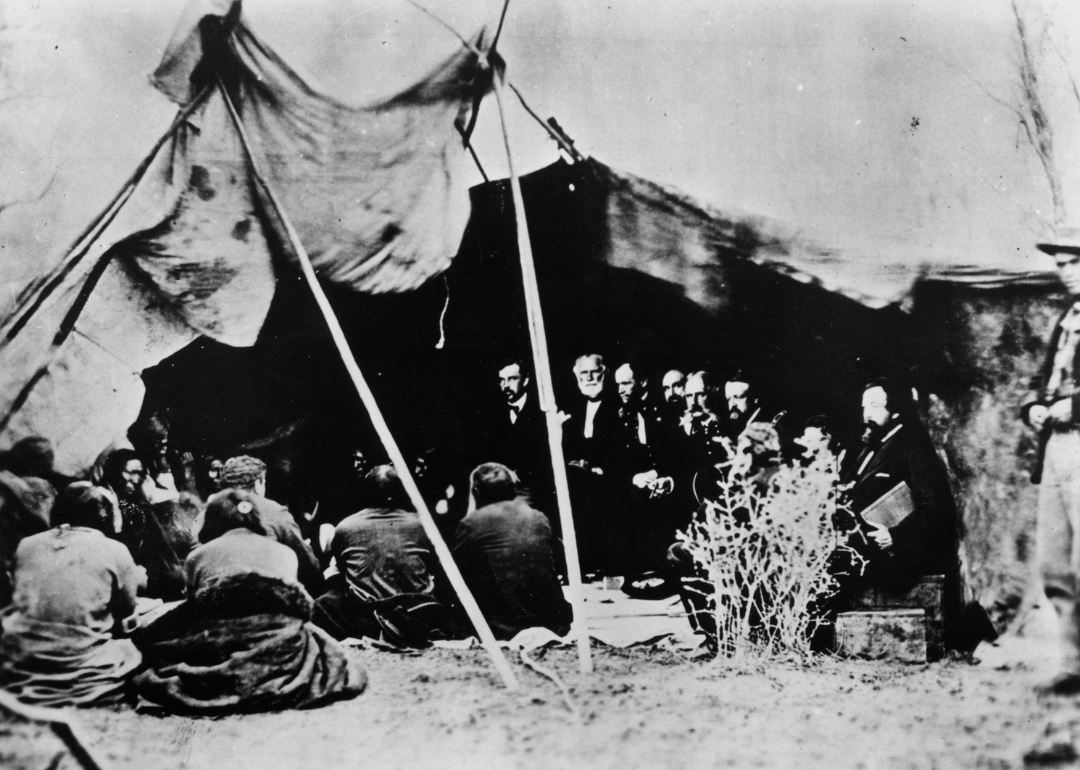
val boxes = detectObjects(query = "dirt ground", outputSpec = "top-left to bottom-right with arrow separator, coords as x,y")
3,637 -> 1076,770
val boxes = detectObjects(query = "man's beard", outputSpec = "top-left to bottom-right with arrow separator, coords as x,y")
579,382 -> 603,400
502,389 -> 518,403
862,420 -> 888,447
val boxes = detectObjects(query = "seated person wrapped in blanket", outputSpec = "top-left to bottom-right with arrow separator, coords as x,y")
134,490 -> 366,714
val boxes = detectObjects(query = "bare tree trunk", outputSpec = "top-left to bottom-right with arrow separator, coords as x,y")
1012,0 -> 1066,224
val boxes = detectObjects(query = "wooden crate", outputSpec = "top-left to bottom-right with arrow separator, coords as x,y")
835,609 -> 927,664
848,575 -> 945,661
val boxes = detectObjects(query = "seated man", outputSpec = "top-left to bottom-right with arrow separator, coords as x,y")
134,490 -> 366,714
837,379 -> 959,591
451,463 -> 572,640
215,455 -> 323,596
0,482 -> 144,706
312,466 -> 448,646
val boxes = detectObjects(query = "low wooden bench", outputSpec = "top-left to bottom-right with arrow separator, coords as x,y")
835,575 -> 949,663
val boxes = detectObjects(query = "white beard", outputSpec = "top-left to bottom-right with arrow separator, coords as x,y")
578,382 -> 603,400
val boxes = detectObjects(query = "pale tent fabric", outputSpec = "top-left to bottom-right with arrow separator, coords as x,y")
594,160 -> 1057,311
153,0 -> 487,293
0,0 -> 489,475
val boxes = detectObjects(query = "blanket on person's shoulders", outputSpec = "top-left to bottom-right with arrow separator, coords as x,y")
134,572 -> 365,715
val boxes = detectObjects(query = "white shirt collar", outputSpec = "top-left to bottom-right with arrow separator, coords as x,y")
509,393 -> 527,423
584,399 -> 601,438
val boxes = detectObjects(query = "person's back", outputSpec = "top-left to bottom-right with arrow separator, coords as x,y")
135,489 -> 365,714
453,463 -> 571,640
1,484 -> 143,706
214,455 -> 324,595
10,526 -> 140,633
334,508 -> 434,602
186,527 -> 299,592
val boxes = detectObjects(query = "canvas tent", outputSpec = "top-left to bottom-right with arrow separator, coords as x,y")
125,154 -> 1059,627
0,2 -> 1060,630
0,0 -> 490,476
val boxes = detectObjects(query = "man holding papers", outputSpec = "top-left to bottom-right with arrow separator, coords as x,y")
840,379 -> 960,591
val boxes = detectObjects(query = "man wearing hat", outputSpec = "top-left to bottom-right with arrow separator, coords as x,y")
1021,227 -> 1080,696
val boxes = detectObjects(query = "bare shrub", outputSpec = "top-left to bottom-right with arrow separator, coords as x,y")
676,430 -> 858,661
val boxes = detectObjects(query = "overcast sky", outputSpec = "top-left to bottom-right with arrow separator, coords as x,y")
1,0 -> 1078,307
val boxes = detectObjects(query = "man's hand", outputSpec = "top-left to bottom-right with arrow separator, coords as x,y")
650,476 -> 674,498
867,522 -> 893,551
1028,404 -> 1049,433
1048,398 -> 1073,426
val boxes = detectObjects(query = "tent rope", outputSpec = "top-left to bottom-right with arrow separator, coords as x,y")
436,276 -> 450,349
519,648 -> 580,719
72,328 -> 141,376
508,84 -> 585,162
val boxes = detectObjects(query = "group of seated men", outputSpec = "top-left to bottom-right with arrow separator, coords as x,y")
0,428 -> 570,713
483,354 -> 959,597
0,353 -> 967,710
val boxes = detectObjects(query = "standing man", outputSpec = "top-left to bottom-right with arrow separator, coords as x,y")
1021,228 -> 1080,695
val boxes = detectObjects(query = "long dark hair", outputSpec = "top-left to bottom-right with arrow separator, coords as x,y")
52,482 -> 116,534
102,448 -> 144,497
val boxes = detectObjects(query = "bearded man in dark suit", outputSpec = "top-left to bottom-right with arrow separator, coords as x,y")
839,379 -> 959,591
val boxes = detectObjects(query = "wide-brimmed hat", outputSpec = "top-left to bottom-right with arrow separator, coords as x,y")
1036,226 -> 1080,255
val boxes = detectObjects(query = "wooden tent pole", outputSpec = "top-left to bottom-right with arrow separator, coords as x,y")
492,73 -> 593,673
218,82 -> 518,690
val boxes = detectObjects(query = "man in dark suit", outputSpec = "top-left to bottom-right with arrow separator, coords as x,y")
1020,228 -> 1080,696
450,463 -> 572,640
611,362 -> 684,575
561,354 -> 626,574
488,358 -> 554,518
839,380 -> 958,590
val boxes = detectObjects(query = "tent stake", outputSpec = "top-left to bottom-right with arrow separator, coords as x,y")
493,73 -> 593,673
218,82 -> 518,690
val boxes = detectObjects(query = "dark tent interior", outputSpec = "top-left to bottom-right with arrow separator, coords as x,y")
139,159 -> 942,517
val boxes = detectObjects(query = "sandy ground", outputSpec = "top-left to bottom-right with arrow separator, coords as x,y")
3,636 -> 1077,770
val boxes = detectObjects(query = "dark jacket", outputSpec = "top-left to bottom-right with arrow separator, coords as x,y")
487,392 -> 553,499
1020,304 -> 1080,484
842,423 -> 959,585
562,393 -> 630,477
450,497 -> 572,640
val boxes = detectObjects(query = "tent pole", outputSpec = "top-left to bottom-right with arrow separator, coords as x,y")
492,73 -> 593,673
218,82 -> 518,690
